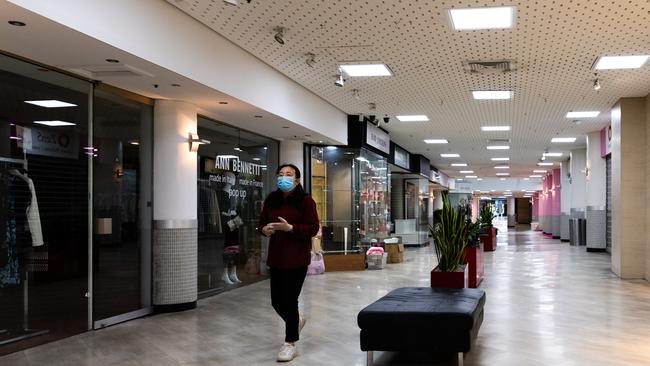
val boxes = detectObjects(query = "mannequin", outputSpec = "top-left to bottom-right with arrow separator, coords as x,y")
217,172 -> 243,284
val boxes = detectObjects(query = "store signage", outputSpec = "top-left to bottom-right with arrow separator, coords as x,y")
17,126 -> 79,159
214,155 -> 264,175
366,122 -> 390,154
394,146 -> 410,169
600,125 -> 611,157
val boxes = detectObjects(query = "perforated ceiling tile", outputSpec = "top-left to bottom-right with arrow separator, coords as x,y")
167,0 -> 650,179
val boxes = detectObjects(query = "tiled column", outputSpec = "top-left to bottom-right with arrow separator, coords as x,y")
507,196 -> 516,227
585,131 -> 607,251
611,97 -> 647,279
152,100 -> 198,311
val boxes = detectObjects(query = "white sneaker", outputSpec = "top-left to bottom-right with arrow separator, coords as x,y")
299,316 -> 306,333
277,342 -> 297,362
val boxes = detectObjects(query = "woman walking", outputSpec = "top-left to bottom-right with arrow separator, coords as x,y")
259,163 -> 319,362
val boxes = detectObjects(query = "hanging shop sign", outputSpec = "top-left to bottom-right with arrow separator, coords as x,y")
393,145 -> 410,169
366,122 -> 390,155
17,126 -> 79,159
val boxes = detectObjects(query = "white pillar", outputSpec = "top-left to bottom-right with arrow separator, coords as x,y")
585,131 -> 607,251
280,139 -> 305,181
569,148 -> 587,220
507,196 -> 516,227
152,100 -> 198,310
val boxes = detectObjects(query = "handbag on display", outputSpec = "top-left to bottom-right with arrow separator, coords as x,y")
307,251 -> 325,275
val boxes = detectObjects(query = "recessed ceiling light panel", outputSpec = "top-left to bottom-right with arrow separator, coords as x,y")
537,162 -> 554,166
449,6 -> 515,31
543,152 -> 563,157
397,115 -> 429,122
491,157 -> 510,161
451,163 -> 468,167
566,111 -> 600,118
481,126 -> 511,132
551,137 -> 576,143
339,63 -> 393,77
25,100 -> 77,108
472,90 -> 512,100
423,139 -> 448,144
594,55 -> 650,70
494,165 -> 509,169
486,145 -> 510,150
440,153 -> 460,158
459,170 -> 474,174
34,120 -> 76,127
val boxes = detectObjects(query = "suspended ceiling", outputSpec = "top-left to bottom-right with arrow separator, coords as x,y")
168,0 -> 650,180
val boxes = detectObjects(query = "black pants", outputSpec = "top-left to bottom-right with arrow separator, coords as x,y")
270,266 -> 308,342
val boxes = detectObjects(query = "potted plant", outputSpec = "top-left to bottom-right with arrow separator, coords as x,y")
463,220 -> 484,288
429,194 -> 468,288
479,206 -> 497,251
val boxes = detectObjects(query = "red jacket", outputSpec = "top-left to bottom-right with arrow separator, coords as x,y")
258,193 -> 320,268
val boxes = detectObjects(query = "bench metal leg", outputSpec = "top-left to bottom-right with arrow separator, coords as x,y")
457,352 -> 464,366
367,351 -> 374,366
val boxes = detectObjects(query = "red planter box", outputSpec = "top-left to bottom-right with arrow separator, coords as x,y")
480,226 -> 497,251
430,264 -> 468,288
464,242 -> 484,288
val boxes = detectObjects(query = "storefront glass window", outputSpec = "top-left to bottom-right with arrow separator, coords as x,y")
196,117 -> 278,294
0,54 -> 90,354
310,146 -> 389,253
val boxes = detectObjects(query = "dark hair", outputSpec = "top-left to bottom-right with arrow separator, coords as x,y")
265,163 -> 307,210
276,163 -> 301,179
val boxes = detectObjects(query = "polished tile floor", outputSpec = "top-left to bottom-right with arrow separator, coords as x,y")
2,219 -> 650,366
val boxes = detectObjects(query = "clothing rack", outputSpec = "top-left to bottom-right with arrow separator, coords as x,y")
0,156 -> 49,346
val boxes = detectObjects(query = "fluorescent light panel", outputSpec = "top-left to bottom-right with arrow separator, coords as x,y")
339,63 -> 392,76
481,125 -> 511,131
440,153 -> 460,158
566,111 -> 600,118
459,170 -> 474,174
491,157 -> 510,161
451,163 -> 468,167
397,115 -> 429,122
486,145 -> 510,150
466,175 -> 478,179
551,137 -> 576,143
530,175 -> 543,178
34,120 -> 76,126
424,139 -> 448,144
25,100 -> 77,108
533,169 -> 547,173
449,6 -> 515,30
494,165 -> 509,169
496,173 -> 510,176
543,152 -> 563,157
594,55 -> 650,70
537,162 -> 554,166
472,90 -> 512,100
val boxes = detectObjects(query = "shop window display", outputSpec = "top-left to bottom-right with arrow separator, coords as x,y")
310,146 -> 389,254
196,118 -> 278,294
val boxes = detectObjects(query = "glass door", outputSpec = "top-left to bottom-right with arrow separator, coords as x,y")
92,86 -> 153,328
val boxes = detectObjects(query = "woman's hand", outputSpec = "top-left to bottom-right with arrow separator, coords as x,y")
269,217 -> 293,232
262,225 -> 275,237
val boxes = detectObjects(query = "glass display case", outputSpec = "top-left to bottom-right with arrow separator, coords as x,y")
309,146 -> 390,254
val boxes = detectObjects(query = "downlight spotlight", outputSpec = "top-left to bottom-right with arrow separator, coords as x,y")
593,78 -> 601,91
305,53 -> 316,68
223,0 -> 238,5
334,74 -> 345,87
273,26 -> 286,45
383,115 -> 390,124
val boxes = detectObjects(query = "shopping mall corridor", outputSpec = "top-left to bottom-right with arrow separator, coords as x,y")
2,220 -> 650,366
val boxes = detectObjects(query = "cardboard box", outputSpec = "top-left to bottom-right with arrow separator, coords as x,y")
385,243 -> 405,263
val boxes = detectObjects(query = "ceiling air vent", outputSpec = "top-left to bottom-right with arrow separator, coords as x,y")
487,138 -> 511,144
464,60 -> 515,74
63,63 -> 154,79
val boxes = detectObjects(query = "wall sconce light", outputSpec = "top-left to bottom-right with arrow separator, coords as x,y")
189,133 -> 210,152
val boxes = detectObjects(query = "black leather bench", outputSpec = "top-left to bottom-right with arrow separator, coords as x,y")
357,287 -> 486,365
